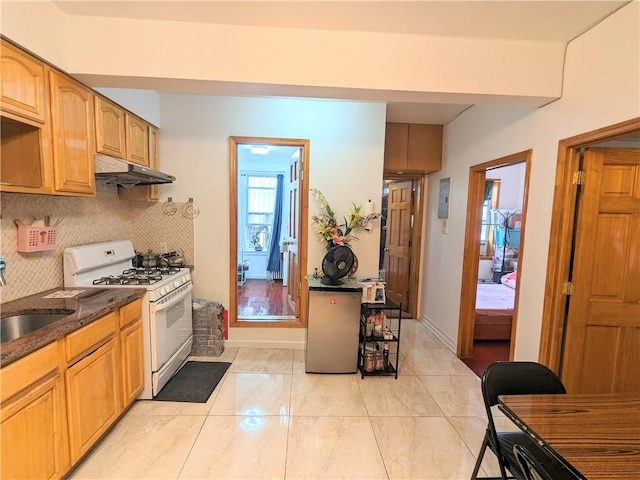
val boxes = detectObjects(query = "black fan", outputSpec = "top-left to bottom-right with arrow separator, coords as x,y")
321,246 -> 355,285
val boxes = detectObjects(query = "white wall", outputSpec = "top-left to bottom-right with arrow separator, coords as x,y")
494,163 -> 525,210
2,1 -> 564,108
157,95 -> 386,344
421,1 -> 640,359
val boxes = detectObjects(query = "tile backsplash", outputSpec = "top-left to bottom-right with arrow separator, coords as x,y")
0,192 -> 194,303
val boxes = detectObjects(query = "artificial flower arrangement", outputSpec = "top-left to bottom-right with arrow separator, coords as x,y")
310,188 -> 381,251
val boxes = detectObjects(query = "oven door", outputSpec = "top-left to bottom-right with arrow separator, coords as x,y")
149,283 -> 193,372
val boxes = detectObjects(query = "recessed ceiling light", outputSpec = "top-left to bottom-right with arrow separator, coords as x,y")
250,146 -> 270,155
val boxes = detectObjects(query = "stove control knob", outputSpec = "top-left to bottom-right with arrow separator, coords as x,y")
181,275 -> 188,284
160,287 -> 167,296
174,280 -> 180,288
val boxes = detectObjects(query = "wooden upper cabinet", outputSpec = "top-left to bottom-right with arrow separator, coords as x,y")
126,113 -> 148,166
384,123 -> 443,175
48,69 -> 95,195
95,96 -> 126,158
384,123 -> 410,172
148,125 -> 160,200
0,39 -> 47,124
119,124 -> 159,202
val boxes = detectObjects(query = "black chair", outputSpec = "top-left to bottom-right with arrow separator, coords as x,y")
513,444 -> 577,480
470,361 -> 567,480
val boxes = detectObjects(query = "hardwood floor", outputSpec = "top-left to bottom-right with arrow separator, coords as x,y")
461,340 -> 510,378
238,279 -> 294,317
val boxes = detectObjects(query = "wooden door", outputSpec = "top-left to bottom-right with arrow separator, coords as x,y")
66,339 -> 121,463
1,375 -> 67,480
94,96 -> 126,158
49,69 -> 95,195
385,181 -> 413,308
287,150 -> 301,316
561,148 -> 640,393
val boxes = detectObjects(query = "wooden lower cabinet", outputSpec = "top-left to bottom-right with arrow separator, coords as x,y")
65,338 -> 121,463
0,300 -> 143,478
120,320 -> 144,407
1,375 -> 68,480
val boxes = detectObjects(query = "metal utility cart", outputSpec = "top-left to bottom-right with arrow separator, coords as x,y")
358,301 -> 402,379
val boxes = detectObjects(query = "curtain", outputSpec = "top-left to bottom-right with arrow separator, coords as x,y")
484,180 -> 494,201
266,174 -> 284,274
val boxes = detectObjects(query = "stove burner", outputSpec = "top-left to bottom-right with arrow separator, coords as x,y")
93,276 -> 131,286
123,267 -> 181,276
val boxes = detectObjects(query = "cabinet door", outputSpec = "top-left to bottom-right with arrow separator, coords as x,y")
95,96 -> 126,158
120,320 -> 144,407
126,113 -> 148,166
383,123 -> 409,172
1,375 -> 68,480
66,339 -> 121,463
407,124 -> 443,174
49,69 -> 96,195
0,39 -> 47,124
119,124 -> 159,202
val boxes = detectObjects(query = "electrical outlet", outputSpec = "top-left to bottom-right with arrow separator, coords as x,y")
160,241 -> 168,253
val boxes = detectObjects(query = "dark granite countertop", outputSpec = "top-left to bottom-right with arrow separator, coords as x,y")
1,287 -> 146,368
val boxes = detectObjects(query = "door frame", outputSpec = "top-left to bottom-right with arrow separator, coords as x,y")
457,150 -> 532,359
228,136 -> 310,328
539,117 -> 640,371
381,175 -> 425,319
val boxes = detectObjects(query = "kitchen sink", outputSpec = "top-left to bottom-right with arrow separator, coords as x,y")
1,311 -> 74,344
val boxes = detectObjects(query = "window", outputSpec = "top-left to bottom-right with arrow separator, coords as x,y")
245,175 -> 278,251
480,180 -> 500,258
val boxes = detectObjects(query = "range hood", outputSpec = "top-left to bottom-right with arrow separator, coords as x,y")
94,155 -> 176,187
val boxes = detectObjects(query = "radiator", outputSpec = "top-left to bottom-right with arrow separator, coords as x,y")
269,269 -> 283,281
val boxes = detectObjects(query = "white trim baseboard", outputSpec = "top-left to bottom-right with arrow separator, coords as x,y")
419,314 -> 457,352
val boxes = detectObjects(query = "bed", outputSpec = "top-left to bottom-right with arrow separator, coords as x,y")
474,276 -> 516,340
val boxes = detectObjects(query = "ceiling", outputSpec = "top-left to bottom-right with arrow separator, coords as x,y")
54,0 -> 631,124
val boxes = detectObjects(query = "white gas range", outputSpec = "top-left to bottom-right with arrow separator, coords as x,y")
63,240 -> 193,399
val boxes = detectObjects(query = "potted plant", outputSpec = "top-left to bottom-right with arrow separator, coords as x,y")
252,227 -> 266,251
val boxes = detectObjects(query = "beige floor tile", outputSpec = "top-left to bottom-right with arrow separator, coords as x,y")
396,352 -> 417,375
420,375 -> 486,417
371,416 -> 478,480
208,372 -> 291,416
448,415 -> 519,477
358,375 -> 444,417
293,349 -> 306,373
179,415 -> 288,479
404,348 -> 475,376
128,398 -> 215,416
189,347 -> 238,364
70,414 -> 205,479
286,416 -> 387,479
290,373 -> 367,416
228,347 -> 294,373
400,323 -> 447,350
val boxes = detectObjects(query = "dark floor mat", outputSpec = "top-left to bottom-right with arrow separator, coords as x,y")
153,361 -> 231,403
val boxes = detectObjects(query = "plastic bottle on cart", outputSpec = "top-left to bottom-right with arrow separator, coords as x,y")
382,342 -> 390,370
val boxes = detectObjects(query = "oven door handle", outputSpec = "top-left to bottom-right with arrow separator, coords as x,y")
151,283 -> 193,313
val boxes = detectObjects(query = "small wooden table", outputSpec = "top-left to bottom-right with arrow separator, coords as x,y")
498,393 -> 640,480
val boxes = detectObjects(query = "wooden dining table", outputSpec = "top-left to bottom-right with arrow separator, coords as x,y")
498,392 -> 640,480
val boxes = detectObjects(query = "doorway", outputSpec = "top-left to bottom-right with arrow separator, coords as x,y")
457,150 -> 532,370
228,136 -> 310,328
379,177 -> 425,319
540,118 -> 640,394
